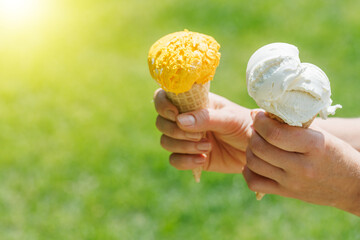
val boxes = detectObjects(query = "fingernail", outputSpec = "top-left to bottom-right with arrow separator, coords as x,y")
197,142 -> 211,151
177,114 -> 195,126
185,132 -> 201,140
194,157 -> 206,164
165,110 -> 176,121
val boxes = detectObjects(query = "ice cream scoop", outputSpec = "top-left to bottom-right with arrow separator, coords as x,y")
148,29 -> 220,94
246,42 -> 341,127
148,30 -> 221,182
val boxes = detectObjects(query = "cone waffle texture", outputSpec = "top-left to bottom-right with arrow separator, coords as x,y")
166,82 -> 210,113
267,113 -> 316,129
166,82 -> 210,182
255,112 -> 316,200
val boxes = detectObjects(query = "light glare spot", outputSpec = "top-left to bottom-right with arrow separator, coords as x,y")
0,0 -> 41,26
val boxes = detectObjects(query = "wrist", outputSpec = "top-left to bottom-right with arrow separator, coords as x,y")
338,157 -> 360,217
348,177 -> 360,216
340,187 -> 360,217
352,190 -> 360,216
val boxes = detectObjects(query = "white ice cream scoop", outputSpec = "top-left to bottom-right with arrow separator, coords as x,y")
246,42 -> 341,127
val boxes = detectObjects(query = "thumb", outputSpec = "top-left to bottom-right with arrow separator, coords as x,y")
176,108 -> 237,133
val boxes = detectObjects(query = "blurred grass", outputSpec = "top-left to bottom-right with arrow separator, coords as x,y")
0,0 -> 359,239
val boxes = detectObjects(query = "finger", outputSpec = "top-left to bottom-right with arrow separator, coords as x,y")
156,115 -> 202,141
176,108 -> 250,134
154,88 -> 179,121
242,166 -> 282,195
252,111 -> 324,153
245,147 -> 285,182
169,153 -> 207,170
248,130 -> 302,170
160,134 -> 212,154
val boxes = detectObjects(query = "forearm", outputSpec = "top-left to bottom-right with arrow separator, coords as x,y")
337,184 -> 360,217
337,147 -> 360,217
314,118 -> 360,151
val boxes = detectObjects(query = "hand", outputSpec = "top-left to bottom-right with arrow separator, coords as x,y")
153,89 -> 252,173
244,111 -> 360,216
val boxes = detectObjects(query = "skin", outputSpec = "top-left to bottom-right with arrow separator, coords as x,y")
246,111 -> 360,216
153,88 -> 360,216
154,88 -> 251,173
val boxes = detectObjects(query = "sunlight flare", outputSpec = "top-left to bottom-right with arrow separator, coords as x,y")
0,0 -> 42,26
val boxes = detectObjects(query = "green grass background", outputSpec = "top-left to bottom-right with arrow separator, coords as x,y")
0,0 -> 359,239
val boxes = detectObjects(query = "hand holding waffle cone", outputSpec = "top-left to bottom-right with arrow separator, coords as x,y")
148,30 -> 221,182
246,43 -> 341,200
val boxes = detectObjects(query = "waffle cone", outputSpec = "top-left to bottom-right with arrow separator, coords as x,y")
267,113 -> 316,129
166,82 -> 210,183
255,112 -> 317,200
166,82 -> 210,113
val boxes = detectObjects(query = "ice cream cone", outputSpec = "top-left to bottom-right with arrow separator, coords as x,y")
148,30 -> 220,183
166,82 -> 210,113
246,43 -> 341,200
166,82 -> 210,182
267,112 -> 316,129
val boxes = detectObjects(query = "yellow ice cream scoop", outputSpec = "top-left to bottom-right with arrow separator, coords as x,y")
148,29 -> 221,94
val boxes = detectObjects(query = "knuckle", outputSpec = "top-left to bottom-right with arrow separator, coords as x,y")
311,145 -> 322,155
153,88 -> 163,101
156,117 -> 181,138
195,109 -> 210,125
169,154 -> 189,170
181,142 -> 196,153
169,155 -> 180,169
153,90 -> 169,115
169,154 -> 175,165
175,143 -> 186,153
245,150 -> 256,168
160,135 -> 168,149
247,179 -> 259,192
310,138 -> 325,154
266,127 -> 282,142
155,115 -> 162,131
302,163 -> 316,179
166,123 -> 176,136
249,134 -> 264,154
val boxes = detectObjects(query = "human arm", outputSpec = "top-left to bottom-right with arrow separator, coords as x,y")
154,88 -> 360,215
244,111 -> 360,216
314,118 -> 360,151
